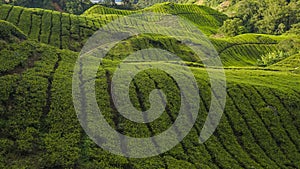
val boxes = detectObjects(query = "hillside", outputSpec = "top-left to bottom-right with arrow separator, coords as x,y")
1,34 -> 300,169
0,2 -> 299,169
270,54 -> 300,74
83,3 -> 228,35
134,0 -> 300,36
1,0 -> 92,14
0,3 -> 227,50
0,4 -> 285,63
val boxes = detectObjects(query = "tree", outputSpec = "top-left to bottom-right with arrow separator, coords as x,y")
235,0 -> 260,32
65,0 -> 92,14
219,18 -> 246,37
254,0 -> 288,34
219,0 -> 300,35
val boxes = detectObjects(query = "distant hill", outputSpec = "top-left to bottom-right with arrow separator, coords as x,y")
0,3 -> 295,66
84,2 -> 228,34
1,0 -> 92,14
0,3 -> 291,66
0,3 -> 227,51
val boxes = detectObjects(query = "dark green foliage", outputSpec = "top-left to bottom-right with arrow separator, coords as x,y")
0,2 -> 299,168
0,3 -> 227,52
6,0 -> 52,9
218,0 -> 300,35
4,0 -> 93,14
219,18 -> 246,36
0,41 -> 59,167
64,0 -> 93,14
0,20 -> 26,41
42,50 -> 81,168
39,9 -> 52,44
0,5 -> 112,51
5,5 -> 23,26
17,7 -> 32,35
0,41 -> 40,73
49,11 -> 61,48
28,9 -> 43,40
1,36 -> 299,168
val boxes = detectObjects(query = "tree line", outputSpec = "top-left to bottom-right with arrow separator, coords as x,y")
218,0 -> 300,36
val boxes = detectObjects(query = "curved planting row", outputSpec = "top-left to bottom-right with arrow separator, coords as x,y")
0,38 -> 299,168
209,34 -> 286,67
0,4 -> 284,68
83,3 -> 227,34
219,44 -> 277,66
271,53 -> 300,72
136,0 -> 194,8
0,5 -> 114,51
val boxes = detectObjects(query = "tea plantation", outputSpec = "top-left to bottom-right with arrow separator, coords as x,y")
0,2 -> 299,169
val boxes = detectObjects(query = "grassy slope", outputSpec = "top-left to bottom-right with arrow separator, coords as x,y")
270,54 -> 300,73
83,3 -> 227,35
0,39 -> 299,168
0,3 -> 286,67
2,3 -> 225,51
0,3 -> 299,169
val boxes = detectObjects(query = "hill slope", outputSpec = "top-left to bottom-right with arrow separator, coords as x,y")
0,4 -> 286,67
0,3 -> 299,169
83,3 -> 228,34
0,28 -> 300,169
0,3 -> 227,50
269,54 -> 300,73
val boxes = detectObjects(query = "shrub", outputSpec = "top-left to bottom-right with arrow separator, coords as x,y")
257,51 -> 288,66
257,38 -> 300,66
0,20 -> 27,41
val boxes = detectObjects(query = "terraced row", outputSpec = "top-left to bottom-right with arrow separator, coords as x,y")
0,5 -> 118,51
79,59 -> 300,168
84,3 -> 227,34
270,53 -> 300,73
0,39 -> 299,168
91,32 -> 283,67
0,3 -> 228,51
0,4 -> 285,67
136,0 -> 195,8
